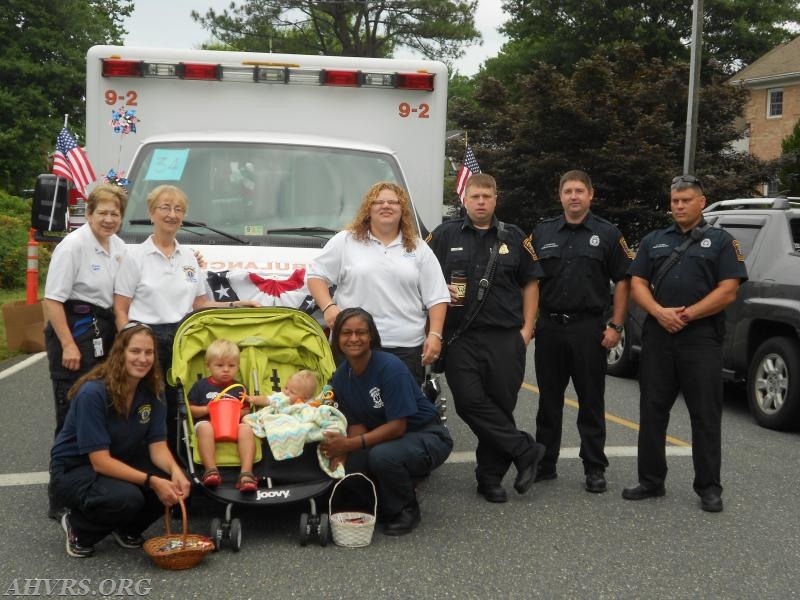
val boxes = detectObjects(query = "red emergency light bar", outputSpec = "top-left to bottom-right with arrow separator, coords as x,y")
102,59 -> 143,78
100,58 -> 435,91
322,70 -> 360,87
395,73 -> 435,91
178,63 -> 222,80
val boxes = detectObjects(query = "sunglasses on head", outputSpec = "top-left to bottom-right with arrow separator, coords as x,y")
671,174 -> 704,193
122,321 -> 152,332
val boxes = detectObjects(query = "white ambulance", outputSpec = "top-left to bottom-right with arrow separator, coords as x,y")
80,45 -> 449,305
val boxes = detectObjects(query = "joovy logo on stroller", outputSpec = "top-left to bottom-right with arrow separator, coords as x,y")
257,489 -> 291,500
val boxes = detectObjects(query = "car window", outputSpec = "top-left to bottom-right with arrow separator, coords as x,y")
791,219 -> 800,252
718,224 -> 761,258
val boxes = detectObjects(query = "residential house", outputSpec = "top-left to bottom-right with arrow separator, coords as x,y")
730,36 -> 800,194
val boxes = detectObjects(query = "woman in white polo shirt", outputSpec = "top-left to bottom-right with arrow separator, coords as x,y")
307,181 -> 449,384
113,185 -> 256,450
44,184 -> 128,437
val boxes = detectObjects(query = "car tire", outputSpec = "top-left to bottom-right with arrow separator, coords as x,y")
747,336 -> 800,430
606,322 -> 635,377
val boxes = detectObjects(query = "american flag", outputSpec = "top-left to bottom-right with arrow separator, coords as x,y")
52,127 -> 96,197
455,145 -> 481,203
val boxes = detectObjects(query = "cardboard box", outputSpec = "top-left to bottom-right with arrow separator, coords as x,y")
2,300 -> 45,353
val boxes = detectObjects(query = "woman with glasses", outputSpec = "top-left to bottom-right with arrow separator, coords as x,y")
307,181 -> 449,384
113,185 -> 257,450
50,322 -> 191,558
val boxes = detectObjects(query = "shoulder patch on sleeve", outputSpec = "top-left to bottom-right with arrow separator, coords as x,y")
619,237 -> 634,259
523,235 -> 538,261
732,239 -> 744,262
424,232 -> 432,243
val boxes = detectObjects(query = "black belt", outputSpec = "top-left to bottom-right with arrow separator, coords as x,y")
63,300 -> 113,321
544,311 -> 602,324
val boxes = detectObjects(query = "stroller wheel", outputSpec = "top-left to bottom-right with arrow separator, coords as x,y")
209,517 -> 223,551
229,518 -> 242,552
318,513 -> 330,547
299,513 -> 310,546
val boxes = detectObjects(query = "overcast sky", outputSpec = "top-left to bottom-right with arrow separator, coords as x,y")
122,0 -> 508,76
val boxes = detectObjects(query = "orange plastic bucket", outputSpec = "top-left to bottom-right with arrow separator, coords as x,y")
208,384 -> 245,442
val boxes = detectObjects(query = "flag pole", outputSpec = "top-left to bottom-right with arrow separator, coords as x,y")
48,115 -> 69,231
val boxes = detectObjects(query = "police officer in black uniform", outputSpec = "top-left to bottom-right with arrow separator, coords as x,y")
427,173 -> 546,504
622,175 -> 747,512
532,170 -> 633,493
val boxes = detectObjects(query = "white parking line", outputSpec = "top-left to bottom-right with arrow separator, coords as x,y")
0,352 -> 45,380
445,446 -> 692,464
0,446 -> 694,487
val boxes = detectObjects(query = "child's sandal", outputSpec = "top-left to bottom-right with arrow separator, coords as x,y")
202,468 -> 221,488
236,471 -> 258,493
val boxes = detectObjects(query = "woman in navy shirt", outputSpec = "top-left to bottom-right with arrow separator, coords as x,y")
50,322 -> 191,558
320,308 -> 452,536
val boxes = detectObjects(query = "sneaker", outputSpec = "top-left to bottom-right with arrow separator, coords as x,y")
61,513 -> 94,558
111,530 -> 145,549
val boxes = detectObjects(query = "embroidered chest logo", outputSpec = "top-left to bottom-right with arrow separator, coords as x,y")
589,235 -> 600,247
700,238 -> 711,248
183,265 -> 198,283
90,263 -> 101,272
138,404 -> 152,424
369,386 -> 384,409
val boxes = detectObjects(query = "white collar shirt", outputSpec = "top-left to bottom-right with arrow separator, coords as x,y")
114,235 -> 205,324
44,223 -> 126,308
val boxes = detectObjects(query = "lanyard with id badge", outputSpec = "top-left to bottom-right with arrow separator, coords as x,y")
70,305 -> 105,358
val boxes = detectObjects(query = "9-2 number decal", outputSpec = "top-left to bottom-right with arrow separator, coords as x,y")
105,89 -> 138,106
399,102 -> 429,118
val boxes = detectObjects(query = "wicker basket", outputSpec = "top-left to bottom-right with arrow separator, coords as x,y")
328,473 -> 377,548
143,497 -> 214,570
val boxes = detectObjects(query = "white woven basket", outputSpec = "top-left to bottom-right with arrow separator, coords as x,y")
328,473 -> 377,548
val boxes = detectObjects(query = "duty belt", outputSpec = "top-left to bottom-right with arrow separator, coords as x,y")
545,312 -> 602,324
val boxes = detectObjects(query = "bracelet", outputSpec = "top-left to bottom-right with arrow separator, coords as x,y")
143,472 -> 153,489
428,331 -> 443,341
360,434 -> 366,449
322,301 -> 337,314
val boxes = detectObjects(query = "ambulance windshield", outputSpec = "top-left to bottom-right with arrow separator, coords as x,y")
121,141 -> 404,241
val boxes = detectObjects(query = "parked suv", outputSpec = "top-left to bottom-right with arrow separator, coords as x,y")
607,197 -> 800,430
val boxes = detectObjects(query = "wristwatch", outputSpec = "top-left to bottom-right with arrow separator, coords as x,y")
606,321 -> 624,333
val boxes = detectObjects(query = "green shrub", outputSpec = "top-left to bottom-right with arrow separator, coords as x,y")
0,191 -> 51,290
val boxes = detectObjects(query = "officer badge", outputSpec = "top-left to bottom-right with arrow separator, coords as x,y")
701,238 -> 711,248
590,235 -> 600,247
499,243 -> 509,254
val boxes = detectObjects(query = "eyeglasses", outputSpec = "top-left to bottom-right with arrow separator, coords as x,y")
122,321 -> 152,332
671,175 -> 704,193
154,205 -> 186,215
371,198 -> 401,206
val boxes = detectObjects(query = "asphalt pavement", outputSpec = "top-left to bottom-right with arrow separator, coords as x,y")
0,348 -> 798,599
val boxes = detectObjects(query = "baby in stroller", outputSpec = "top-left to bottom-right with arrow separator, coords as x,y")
267,369 -> 319,406
188,339 -> 265,493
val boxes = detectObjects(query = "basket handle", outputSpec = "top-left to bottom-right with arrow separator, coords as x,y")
211,383 -> 246,404
328,472 -> 377,517
163,496 -> 189,543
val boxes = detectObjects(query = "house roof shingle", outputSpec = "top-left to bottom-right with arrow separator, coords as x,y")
730,35 -> 800,86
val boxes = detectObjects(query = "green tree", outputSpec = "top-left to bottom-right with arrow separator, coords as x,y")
192,0 -> 480,64
496,0 -> 800,76
450,44 -> 776,242
0,0 -> 132,194
779,120 -> 800,195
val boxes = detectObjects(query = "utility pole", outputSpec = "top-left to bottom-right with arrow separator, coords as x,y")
683,0 -> 704,174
